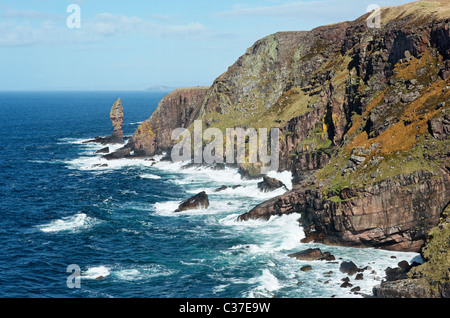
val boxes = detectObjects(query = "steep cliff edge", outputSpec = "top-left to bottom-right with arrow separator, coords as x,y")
130,87 -> 209,157
234,0 -> 450,255
114,0 -> 450,256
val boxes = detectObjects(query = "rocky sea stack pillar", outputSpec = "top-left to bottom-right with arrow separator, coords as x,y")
110,98 -> 124,144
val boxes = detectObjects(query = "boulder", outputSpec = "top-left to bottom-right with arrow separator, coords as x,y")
288,248 -> 324,261
175,191 -> 210,212
340,277 -> 353,288
384,261 -> 411,282
319,252 -> 336,261
214,186 -> 229,192
355,273 -> 364,280
300,265 -> 313,272
351,286 -> 361,293
340,261 -> 358,276
257,176 -> 288,192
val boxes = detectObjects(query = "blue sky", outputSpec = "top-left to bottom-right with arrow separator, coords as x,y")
0,0 -> 412,91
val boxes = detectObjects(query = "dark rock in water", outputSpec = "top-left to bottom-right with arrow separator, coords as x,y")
215,186 -> 229,192
319,252 -> 336,261
175,191 -> 210,212
340,261 -> 358,276
384,261 -> 411,282
215,185 -> 241,192
103,147 -> 132,160
96,147 -> 110,154
257,176 -> 288,192
288,248 -> 324,261
83,136 -> 107,144
92,164 -> 108,168
355,273 -> 364,280
301,265 -> 313,272
351,286 -> 361,293
289,248 -> 336,262
340,278 -> 353,288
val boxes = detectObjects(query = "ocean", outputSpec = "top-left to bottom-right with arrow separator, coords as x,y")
0,91 -> 420,298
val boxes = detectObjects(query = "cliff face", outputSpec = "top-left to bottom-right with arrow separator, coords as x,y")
122,0 -> 450,256
233,0 -> 450,254
131,87 -> 209,156
240,170 -> 449,252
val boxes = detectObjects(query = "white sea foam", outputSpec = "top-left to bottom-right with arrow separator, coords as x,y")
65,156 -> 155,172
140,174 -> 162,180
38,213 -> 101,233
83,266 -> 111,280
82,264 -> 176,281
124,264 -> 176,280
58,136 -> 423,298
153,201 -> 181,216
247,269 -> 281,298
153,199 -> 227,217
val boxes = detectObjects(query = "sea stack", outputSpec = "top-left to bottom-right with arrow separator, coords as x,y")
110,98 -> 124,144
83,98 -> 125,145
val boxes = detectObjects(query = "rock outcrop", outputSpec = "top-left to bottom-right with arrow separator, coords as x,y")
257,176 -> 288,193
84,98 -> 124,145
288,248 -> 335,261
239,170 -> 450,252
131,87 -> 209,157
110,98 -> 124,143
175,191 -> 210,213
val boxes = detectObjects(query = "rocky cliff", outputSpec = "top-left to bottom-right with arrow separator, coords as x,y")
233,0 -> 450,255
109,0 -> 449,293
131,87 -> 209,157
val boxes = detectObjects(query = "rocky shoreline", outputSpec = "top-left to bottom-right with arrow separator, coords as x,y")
87,0 -> 449,298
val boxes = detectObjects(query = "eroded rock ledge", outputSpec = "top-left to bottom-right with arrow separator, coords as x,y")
238,170 -> 450,252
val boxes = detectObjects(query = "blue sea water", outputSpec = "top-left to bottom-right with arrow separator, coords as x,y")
0,91 -> 419,298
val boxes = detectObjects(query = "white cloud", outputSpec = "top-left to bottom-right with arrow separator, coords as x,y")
0,10 -> 209,47
214,0 -> 411,20
0,8 -> 62,21
85,13 -> 208,38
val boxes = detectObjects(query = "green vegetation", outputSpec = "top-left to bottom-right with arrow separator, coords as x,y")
408,203 -> 450,297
